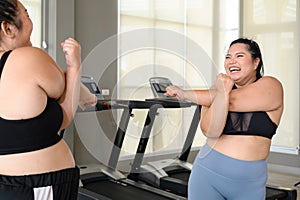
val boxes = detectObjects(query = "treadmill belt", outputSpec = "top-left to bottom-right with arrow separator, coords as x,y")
83,180 -> 172,200
168,172 -> 190,182
266,187 -> 287,199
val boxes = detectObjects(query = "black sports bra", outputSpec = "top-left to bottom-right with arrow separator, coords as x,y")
222,111 -> 278,139
222,82 -> 278,139
0,50 -> 64,155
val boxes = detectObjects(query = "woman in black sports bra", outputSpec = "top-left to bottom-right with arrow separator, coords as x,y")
165,38 -> 284,199
0,1 -> 96,199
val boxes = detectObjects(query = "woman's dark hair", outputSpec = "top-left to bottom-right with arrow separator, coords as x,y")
229,38 -> 264,79
0,0 -> 21,39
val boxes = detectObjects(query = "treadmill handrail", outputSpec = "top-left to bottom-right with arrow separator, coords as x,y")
178,105 -> 201,162
108,99 -> 191,170
129,99 -> 198,174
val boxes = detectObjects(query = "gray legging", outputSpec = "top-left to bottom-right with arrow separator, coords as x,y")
188,144 -> 267,200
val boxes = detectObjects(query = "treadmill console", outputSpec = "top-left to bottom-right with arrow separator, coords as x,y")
149,77 -> 173,99
81,76 -> 104,101
78,76 -> 104,112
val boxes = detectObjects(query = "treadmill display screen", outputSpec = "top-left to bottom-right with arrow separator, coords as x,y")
153,83 -> 169,93
84,82 -> 101,94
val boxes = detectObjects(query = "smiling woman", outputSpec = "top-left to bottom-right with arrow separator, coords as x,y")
224,38 -> 263,87
165,38 -> 284,199
0,0 -> 83,199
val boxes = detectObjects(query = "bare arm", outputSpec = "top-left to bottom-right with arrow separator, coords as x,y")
165,76 -> 283,114
229,76 -> 283,112
79,83 -> 97,110
200,74 -> 233,138
58,38 -> 82,130
165,86 -> 212,107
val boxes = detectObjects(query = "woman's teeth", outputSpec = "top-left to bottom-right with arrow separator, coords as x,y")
229,67 -> 241,72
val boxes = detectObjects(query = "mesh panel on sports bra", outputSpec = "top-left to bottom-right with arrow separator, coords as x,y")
223,111 -> 278,139
230,112 -> 253,132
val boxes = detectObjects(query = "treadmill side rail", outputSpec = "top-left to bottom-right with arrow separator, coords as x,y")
78,187 -> 112,200
266,185 -> 297,200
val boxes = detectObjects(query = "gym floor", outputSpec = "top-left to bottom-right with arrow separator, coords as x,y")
267,170 -> 300,199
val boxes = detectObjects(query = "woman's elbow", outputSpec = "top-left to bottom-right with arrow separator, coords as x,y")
200,122 -> 223,138
59,104 -> 77,130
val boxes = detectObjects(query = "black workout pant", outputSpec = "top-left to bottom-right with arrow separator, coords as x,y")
0,167 -> 79,200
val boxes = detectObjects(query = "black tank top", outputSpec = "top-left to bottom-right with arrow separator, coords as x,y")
0,50 -> 64,155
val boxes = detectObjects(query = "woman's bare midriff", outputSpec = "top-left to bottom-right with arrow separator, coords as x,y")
0,140 -> 75,176
207,134 -> 271,161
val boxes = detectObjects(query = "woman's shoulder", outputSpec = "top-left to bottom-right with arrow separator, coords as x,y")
259,75 -> 281,82
8,46 -> 62,74
6,46 -> 64,83
10,46 -> 54,62
254,76 -> 284,99
257,76 -> 283,88
9,47 -> 65,99
13,46 -> 46,53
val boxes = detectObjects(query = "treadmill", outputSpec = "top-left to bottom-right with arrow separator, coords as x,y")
77,76 -> 186,200
128,77 -> 200,196
128,101 -> 199,196
127,77 -> 297,200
